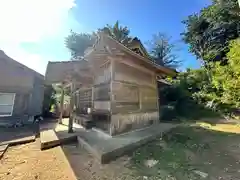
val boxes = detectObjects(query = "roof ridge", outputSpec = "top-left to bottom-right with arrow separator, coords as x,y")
0,50 -> 44,78
99,33 -> 176,75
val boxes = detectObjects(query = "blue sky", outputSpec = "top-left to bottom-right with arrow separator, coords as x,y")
0,0 -> 211,74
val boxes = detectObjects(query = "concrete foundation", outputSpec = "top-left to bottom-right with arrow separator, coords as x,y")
110,111 -> 159,135
78,123 -> 176,163
40,118 -> 176,163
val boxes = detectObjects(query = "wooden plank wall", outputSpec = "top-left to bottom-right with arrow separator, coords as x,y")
112,60 -> 158,113
93,61 -> 111,111
92,60 -> 111,133
110,57 -> 159,135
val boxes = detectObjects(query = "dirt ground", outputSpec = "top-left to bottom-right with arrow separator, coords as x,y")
61,143 -> 137,180
1,122 -> 240,180
0,139 -> 76,180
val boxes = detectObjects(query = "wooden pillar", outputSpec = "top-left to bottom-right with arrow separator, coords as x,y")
59,86 -> 64,124
91,86 -> 94,109
68,83 -> 74,133
139,88 -> 142,110
109,57 -> 114,135
156,76 -> 160,123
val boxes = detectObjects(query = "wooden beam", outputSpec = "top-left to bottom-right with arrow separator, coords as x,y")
99,59 -> 110,68
139,87 -> 142,111
113,80 -> 156,90
68,83 -> 74,133
59,87 -> 64,124
156,76 -> 160,123
92,86 -> 94,110
109,57 -> 115,135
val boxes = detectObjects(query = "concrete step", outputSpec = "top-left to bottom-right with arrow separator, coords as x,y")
40,123 -> 78,150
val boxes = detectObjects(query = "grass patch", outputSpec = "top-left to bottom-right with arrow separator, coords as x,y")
130,124 -> 240,180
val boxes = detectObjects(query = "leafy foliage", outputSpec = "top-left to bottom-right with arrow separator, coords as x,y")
147,32 -> 181,68
161,39 -> 240,120
182,0 -> 240,66
211,39 -> 240,108
65,21 -> 132,59
98,20 -> 131,45
159,68 -> 218,121
65,30 -> 96,59
42,85 -> 56,116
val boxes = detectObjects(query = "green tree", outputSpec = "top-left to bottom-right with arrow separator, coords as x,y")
42,85 -> 56,116
65,21 -> 131,59
182,0 -> 240,66
147,33 -> 181,68
65,30 -> 96,59
99,20 -> 131,45
211,39 -> 240,108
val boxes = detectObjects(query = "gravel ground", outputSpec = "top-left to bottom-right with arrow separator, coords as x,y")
0,140 -> 76,180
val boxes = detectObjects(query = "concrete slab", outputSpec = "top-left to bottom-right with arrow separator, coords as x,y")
77,123 -> 177,163
40,121 -> 80,150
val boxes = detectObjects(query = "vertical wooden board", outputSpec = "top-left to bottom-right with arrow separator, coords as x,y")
59,87 -> 64,123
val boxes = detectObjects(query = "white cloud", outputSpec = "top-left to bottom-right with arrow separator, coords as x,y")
0,0 -> 76,74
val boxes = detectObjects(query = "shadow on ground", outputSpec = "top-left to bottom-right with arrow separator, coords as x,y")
0,124 -> 38,144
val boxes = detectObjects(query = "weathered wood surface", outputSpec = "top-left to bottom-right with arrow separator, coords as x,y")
74,88 -> 92,114
110,112 -> 159,135
94,83 -> 110,101
59,87 -> 64,123
109,52 -> 159,135
94,101 -> 111,111
140,86 -> 158,111
114,61 -> 155,87
112,82 -> 139,103
70,34 -> 164,135
111,81 -> 158,113
93,61 -> 111,85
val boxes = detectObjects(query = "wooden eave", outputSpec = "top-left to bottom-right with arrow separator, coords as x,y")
83,33 -> 177,77
45,60 -> 93,85
103,34 -> 176,76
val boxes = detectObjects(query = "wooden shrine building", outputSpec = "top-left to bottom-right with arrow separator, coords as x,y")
45,32 -> 176,136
